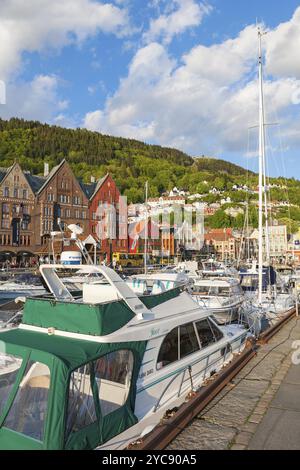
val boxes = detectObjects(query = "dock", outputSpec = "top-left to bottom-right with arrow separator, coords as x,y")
166,316 -> 300,450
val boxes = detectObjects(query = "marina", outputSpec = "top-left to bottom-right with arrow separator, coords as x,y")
1,0 -> 300,455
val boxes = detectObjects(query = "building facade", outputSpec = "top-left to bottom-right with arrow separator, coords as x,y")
34,160 -> 90,255
0,162 -> 41,264
87,173 -> 128,262
204,228 -> 240,261
0,160 -> 126,265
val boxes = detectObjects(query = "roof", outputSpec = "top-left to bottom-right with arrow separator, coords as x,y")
205,229 -> 234,242
80,174 -> 109,200
0,169 -> 7,184
24,172 -> 46,193
0,165 -> 13,185
0,328 -> 108,370
36,159 -> 66,195
90,174 -> 109,200
80,181 -> 97,199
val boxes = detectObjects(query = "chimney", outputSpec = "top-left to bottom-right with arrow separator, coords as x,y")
44,162 -> 49,177
91,176 -> 96,183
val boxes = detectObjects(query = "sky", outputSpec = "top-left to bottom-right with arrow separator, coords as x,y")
0,0 -> 300,178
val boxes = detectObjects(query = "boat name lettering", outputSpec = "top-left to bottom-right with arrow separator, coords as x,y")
139,368 -> 154,380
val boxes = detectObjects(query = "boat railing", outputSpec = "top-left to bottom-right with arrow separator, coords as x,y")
153,342 -> 238,413
39,264 -> 152,318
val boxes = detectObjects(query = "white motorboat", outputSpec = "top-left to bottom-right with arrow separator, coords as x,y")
0,264 -> 250,450
191,277 -> 244,324
0,274 -> 46,302
200,260 -> 238,278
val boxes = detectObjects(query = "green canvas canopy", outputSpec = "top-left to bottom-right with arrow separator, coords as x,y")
0,329 -> 147,450
22,287 -> 181,336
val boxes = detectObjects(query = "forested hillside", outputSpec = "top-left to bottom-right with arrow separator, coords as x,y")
0,117 -> 299,233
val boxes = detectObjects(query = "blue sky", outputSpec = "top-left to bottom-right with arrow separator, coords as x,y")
0,0 -> 300,178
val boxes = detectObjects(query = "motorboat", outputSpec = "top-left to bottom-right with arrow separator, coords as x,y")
0,264 -> 250,450
0,274 -> 46,302
200,260 -> 238,278
191,277 -> 244,324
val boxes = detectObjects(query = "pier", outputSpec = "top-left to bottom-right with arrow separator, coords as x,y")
167,315 -> 300,450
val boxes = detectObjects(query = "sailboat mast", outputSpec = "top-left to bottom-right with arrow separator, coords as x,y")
144,181 -> 148,275
258,28 -> 267,305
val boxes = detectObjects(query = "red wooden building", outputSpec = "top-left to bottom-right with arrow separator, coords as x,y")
85,174 -> 128,262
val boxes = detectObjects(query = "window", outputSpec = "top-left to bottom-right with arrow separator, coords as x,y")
208,319 -> 223,342
47,193 -> 54,202
4,187 -> 9,197
0,352 -> 22,417
21,220 -> 29,230
195,319 -> 215,349
1,220 -> 10,229
22,189 -> 28,199
67,364 -> 97,435
2,203 -> 9,214
23,205 -> 29,215
94,350 -> 134,417
179,323 -> 199,359
13,188 -> 19,198
4,361 -> 50,442
157,328 -> 179,369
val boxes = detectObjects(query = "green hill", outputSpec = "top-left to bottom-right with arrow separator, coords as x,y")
0,118 -> 298,215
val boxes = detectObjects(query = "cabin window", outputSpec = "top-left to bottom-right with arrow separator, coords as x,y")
179,323 -> 200,359
4,361 -> 50,442
0,353 -> 22,418
195,319 -> 216,348
208,319 -> 224,342
94,350 -> 134,417
157,328 -> 179,369
67,364 -> 97,435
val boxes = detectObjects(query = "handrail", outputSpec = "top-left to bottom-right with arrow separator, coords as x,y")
39,264 -> 152,317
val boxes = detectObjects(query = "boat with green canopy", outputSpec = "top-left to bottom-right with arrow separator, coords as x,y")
0,264 -> 250,450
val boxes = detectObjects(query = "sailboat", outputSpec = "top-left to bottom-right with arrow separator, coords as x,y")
241,28 -> 295,327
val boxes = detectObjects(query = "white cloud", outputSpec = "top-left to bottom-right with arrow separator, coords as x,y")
0,0 -> 131,80
0,74 -> 75,125
266,7 -> 300,79
144,0 -> 212,45
83,7 -> 300,157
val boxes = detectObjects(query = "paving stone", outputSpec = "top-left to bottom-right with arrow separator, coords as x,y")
271,383 -> 300,411
241,422 -> 258,434
168,319 -> 300,451
248,414 -> 263,424
234,432 -> 253,446
248,409 -> 300,450
231,444 -> 246,451
167,420 -> 236,451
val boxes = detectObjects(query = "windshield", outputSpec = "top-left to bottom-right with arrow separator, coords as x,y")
194,286 -> 230,297
0,352 -> 23,418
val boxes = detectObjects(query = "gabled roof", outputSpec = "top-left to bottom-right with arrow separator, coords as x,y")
88,174 -> 110,200
24,172 -> 46,193
80,180 -> 97,199
0,168 -> 8,184
36,159 -> 67,195
0,164 -> 14,185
